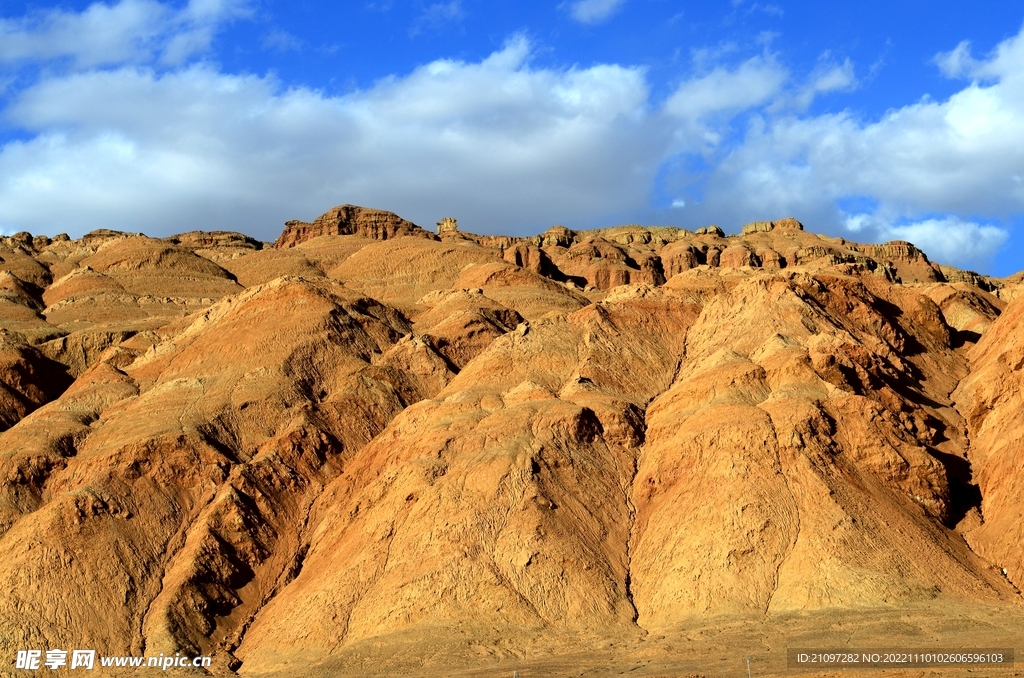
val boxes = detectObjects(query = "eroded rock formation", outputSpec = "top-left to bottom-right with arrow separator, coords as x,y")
274,204 -> 431,248
0,204 -> 1021,677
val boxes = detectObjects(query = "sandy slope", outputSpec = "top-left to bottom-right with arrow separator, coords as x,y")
0,207 -> 1020,677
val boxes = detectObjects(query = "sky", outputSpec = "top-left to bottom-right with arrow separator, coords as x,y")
0,1 -> 1022,275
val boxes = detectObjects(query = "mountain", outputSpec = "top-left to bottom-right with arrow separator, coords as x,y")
0,206 -> 1022,677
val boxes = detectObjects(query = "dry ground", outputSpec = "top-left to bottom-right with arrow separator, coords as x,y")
240,602 -> 1024,677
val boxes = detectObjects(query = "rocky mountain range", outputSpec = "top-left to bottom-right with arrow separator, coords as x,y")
0,205 -> 1022,677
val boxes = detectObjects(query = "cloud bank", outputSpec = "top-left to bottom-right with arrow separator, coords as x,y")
0,0 -> 249,67
679,31 -> 1024,270
0,1 -> 1022,272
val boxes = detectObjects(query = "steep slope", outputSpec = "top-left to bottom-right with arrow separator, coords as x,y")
0,205 -> 1020,678
236,286 -> 699,674
0,278 -> 455,670
631,270 -> 1005,629
954,295 -> 1024,591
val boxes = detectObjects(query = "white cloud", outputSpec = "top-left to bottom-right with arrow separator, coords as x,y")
731,1 -> 783,17
935,40 -> 982,79
663,54 -> 787,154
0,0 -> 248,68
673,27 -> 1024,269
0,0 -> 167,67
935,25 -> 1024,82
565,0 -> 626,25
0,36 -> 663,239
422,1 -> 464,22
790,58 -> 857,109
848,214 -> 1008,270
749,3 -> 783,18
0,2 -> 1021,272
665,55 -> 787,122
888,219 -> 1009,269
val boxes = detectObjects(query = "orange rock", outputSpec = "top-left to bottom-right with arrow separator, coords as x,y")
0,206 -> 1018,676
953,295 -> 1024,590
502,241 -> 555,276
660,241 -> 699,277
759,247 -> 783,269
275,204 -> 434,248
719,245 -> 758,268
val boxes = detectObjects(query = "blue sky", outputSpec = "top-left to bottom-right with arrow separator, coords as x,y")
1,1 -> 1022,275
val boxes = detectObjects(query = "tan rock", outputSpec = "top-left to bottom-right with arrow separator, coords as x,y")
413,289 -> 523,368
436,216 -> 459,234
694,225 -> 725,237
741,220 -> 773,234
221,248 -> 327,287
275,204 -> 433,248
719,245 -> 759,268
921,283 -> 1004,340
857,240 -> 943,283
759,248 -> 783,269
327,237 -> 501,314
550,239 -> 639,290
534,225 -> 576,248
0,277 -> 456,664
0,336 -> 73,432
773,216 -> 804,230
0,208 -> 1020,677
953,295 -> 1024,590
164,230 -> 263,263
453,262 -> 589,320
660,242 -> 699,277
502,241 -> 555,276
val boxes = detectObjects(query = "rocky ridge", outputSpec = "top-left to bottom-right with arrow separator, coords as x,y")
0,205 -> 1021,677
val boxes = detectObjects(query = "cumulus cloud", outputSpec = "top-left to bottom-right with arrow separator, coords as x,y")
935,25 -> 1024,82
665,54 -> 787,122
565,0 -> 626,25
0,0 -> 249,68
790,58 -> 857,109
0,36 -> 665,239
0,0 -> 167,67
935,40 -> 983,79
850,214 -> 1009,270
0,13 -> 805,242
0,0 -> 1022,272
663,53 -> 787,153
672,27 -> 1024,270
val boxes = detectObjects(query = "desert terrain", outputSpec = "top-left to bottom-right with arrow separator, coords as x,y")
0,205 -> 1022,677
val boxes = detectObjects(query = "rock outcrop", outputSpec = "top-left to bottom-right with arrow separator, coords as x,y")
0,204 -> 1020,678
953,295 -> 1024,590
274,204 -> 433,248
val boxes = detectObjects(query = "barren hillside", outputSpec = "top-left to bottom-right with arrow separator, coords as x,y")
1,206 -> 1022,677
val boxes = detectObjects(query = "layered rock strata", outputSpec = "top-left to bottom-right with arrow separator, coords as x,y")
0,205 -> 1020,677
